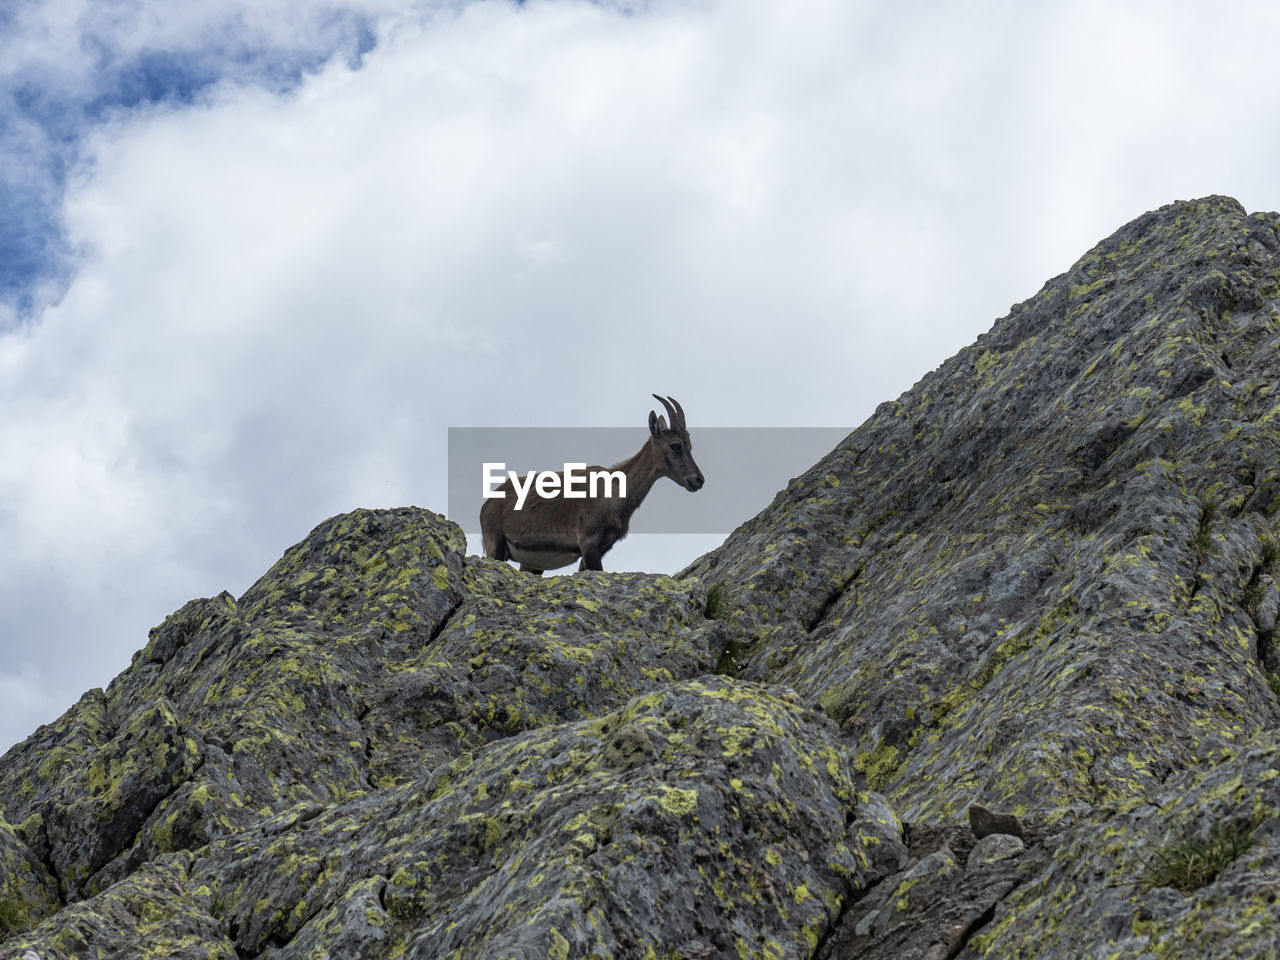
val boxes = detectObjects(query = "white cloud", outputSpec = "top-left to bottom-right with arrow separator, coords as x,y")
4,0 -> 1280,751
0,0 -> 387,88
0,665 -> 59,747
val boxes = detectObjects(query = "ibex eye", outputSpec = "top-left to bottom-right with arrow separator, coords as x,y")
671,442 -> 683,452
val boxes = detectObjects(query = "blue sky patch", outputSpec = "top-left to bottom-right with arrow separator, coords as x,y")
0,6 -> 378,324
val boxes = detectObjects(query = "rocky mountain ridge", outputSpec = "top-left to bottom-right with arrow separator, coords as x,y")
2,195 -> 1279,958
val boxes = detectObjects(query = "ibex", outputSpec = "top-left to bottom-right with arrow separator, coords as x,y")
481,395 -> 704,575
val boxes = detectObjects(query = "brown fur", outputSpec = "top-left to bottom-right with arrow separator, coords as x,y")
480,396 -> 704,575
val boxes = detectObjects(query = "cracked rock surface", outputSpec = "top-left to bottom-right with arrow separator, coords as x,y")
690,195 -> 1280,823
4,196 -> 1280,958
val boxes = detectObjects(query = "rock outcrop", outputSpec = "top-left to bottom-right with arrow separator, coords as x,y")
2,196 -> 1279,958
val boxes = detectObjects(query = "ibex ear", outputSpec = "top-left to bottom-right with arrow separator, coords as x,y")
649,410 -> 666,439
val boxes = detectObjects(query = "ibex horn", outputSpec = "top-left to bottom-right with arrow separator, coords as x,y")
653,394 -> 683,432
668,396 -> 686,432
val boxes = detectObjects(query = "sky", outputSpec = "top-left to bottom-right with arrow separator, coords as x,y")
3,0 -> 1280,752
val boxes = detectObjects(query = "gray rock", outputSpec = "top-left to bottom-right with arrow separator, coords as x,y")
952,734 -> 1280,959
966,833 -> 1024,867
4,196 -> 1280,959
968,803 -> 1026,840
1,852 -> 234,959
687,195 -> 1280,824
7,679 -> 905,959
0,815 -> 59,936
818,838 -> 1032,960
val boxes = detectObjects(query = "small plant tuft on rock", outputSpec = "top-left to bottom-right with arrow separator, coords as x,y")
1192,493 -> 1218,560
0,894 -> 30,936
1244,579 -> 1268,618
1244,531 -> 1278,617
1259,531 -> 1280,573
704,582 -> 727,620
1143,819 -> 1256,893
715,636 -> 745,678
1265,670 -> 1280,700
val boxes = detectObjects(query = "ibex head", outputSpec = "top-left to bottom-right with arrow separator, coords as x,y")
649,394 -> 704,492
